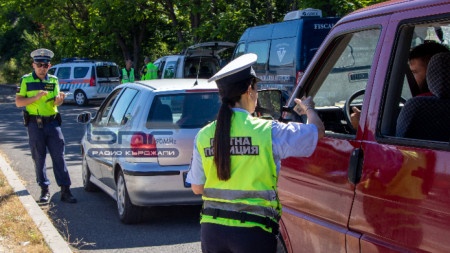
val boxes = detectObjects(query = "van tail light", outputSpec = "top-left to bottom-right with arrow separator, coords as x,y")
296,71 -> 304,87
130,133 -> 157,157
90,76 -> 96,86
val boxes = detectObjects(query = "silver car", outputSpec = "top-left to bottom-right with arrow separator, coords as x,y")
78,79 -> 220,223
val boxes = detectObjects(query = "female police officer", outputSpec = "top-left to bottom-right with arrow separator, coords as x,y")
187,53 -> 324,252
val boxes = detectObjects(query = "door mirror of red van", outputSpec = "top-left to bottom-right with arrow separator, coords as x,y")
255,89 -> 283,120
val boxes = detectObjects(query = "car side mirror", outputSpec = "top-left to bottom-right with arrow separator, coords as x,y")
77,112 -> 92,124
255,89 -> 283,120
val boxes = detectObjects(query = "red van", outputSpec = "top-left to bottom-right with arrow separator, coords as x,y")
267,0 -> 450,252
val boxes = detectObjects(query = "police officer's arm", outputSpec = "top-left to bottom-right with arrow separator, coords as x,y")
188,135 -> 206,195
294,97 -> 325,139
191,184 -> 204,195
16,91 -> 48,107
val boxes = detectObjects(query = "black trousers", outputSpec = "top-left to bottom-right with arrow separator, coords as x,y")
27,121 -> 71,188
201,223 -> 277,253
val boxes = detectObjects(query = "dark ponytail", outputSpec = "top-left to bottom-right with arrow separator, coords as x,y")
214,78 -> 256,180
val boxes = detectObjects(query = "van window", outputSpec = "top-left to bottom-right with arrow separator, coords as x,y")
57,67 -> 71,79
164,61 -> 177,78
247,41 -> 269,71
183,58 -> 219,78
233,43 -> 246,59
74,67 -> 89,78
147,93 -> 220,129
380,20 -> 450,143
269,37 -> 295,68
48,68 -> 56,75
96,65 -> 119,78
310,29 -> 381,135
108,88 -> 139,127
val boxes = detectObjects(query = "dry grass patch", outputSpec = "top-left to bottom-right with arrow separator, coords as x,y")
0,170 -> 51,253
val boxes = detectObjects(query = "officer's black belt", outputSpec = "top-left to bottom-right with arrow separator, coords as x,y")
29,114 -> 57,123
202,208 -> 279,234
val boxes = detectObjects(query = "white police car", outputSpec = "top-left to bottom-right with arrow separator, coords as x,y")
48,58 -> 120,106
77,78 -> 220,224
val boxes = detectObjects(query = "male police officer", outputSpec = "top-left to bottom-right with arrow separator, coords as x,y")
121,59 -> 135,84
16,48 -> 77,204
140,56 -> 150,80
142,57 -> 158,80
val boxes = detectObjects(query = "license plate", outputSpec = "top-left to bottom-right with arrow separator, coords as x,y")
182,171 -> 191,188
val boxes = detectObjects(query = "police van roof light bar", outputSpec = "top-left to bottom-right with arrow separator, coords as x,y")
61,57 -> 92,62
283,8 -> 322,21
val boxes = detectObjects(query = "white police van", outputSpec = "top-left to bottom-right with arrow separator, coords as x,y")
232,8 -> 339,97
48,58 -> 120,106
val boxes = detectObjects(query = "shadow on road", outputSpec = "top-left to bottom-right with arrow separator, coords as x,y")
48,187 -> 202,250
1,98 -> 202,251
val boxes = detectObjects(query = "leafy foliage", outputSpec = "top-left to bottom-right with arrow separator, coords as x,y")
0,0 -> 385,84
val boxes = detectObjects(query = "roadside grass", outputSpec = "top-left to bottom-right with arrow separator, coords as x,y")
0,169 -> 51,253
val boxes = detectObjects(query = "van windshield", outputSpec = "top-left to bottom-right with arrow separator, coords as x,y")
96,65 -> 119,78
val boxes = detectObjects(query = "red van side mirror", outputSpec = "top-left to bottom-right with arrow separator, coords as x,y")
255,89 -> 283,120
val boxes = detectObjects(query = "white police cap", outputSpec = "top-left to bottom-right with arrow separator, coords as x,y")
208,53 -> 261,86
30,48 -> 54,63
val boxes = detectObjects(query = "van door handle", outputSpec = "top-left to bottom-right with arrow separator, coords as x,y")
348,148 -> 364,185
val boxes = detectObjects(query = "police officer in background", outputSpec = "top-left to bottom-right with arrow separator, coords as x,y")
15,49 -> 77,204
120,59 -> 135,84
187,53 -> 324,252
141,57 -> 158,80
140,56 -> 150,80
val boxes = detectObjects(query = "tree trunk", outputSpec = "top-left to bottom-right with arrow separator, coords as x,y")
116,32 -> 129,64
266,0 -> 273,23
161,0 -> 185,43
323,0 -> 335,17
133,21 -> 146,79
190,0 -> 201,42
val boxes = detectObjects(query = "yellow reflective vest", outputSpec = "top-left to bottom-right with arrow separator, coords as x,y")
142,63 -> 158,80
16,72 -> 59,116
197,110 -> 281,233
121,68 -> 135,83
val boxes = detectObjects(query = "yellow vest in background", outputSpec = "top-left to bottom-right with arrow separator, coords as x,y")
121,68 -> 135,83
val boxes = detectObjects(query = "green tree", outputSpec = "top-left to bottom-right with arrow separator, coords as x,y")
0,0 -> 387,83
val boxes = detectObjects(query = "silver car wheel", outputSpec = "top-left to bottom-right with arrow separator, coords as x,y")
117,173 -> 126,216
